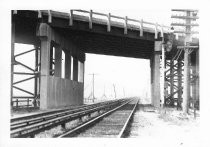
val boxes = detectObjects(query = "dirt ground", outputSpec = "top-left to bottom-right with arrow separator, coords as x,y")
128,98 -> 201,146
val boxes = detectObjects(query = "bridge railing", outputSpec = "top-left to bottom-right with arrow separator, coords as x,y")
15,9 -> 172,39
70,9 -> 171,39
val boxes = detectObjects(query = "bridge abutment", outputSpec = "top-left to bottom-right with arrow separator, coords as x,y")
37,23 -> 85,110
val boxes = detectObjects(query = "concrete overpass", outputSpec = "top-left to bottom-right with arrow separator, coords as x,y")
11,10 -> 199,110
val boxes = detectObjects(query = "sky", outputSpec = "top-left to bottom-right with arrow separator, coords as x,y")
84,54 -> 151,100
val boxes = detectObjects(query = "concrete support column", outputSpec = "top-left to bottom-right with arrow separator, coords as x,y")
73,57 -> 78,81
65,51 -> 71,79
151,41 -> 161,107
40,37 -> 51,109
54,45 -> 62,77
37,23 -> 52,110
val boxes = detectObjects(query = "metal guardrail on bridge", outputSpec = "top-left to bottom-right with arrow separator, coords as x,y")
14,9 -> 172,39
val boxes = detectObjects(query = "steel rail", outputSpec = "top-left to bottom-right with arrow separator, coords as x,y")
57,99 -> 134,138
11,103 -> 115,130
117,99 -> 139,138
11,99 -> 128,137
11,100 -> 119,129
11,100 -> 116,122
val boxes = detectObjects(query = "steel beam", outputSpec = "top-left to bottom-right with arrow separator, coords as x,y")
11,14 -> 15,107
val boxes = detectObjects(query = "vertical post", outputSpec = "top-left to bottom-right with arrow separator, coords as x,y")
154,23 -> 158,39
177,59 -> 182,109
37,48 -> 41,106
150,53 -> 154,105
40,37 -> 51,109
16,99 -> 18,108
139,19 -> 143,37
65,51 -> 71,79
69,10 -> 73,26
170,60 -> 174,101
83,62 -> 85,83
82,62 -> 85,104
78,62 -> 84,82
92,74 -> 95,102
27,98 -> 29,107
73,57 -> 78,81
183,49 -> 190,113
37,24 -> 52,110
48,10 -> 52,23
183,11 -> 191,114
11,13 -> 15,108
124,16 -> 128,34
49,44 -> 54,76
160,41 -> 165,108
191,63 -> 196,117
151,41 -> 161,107
89,10 -> 93,29
107,13 -> 111,32
195,49 -> 199,108
54,45 -> 62,77
34,46 -> 38,106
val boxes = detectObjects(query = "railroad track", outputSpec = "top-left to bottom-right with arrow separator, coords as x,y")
10,98 -> 132,138
11,100 -> 118,130
57,99 -> 139,138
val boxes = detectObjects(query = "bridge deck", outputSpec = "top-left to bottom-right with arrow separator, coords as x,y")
13,10 -> 172,59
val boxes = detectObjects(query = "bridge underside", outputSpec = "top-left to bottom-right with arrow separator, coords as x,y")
11,10 -> 199,110
14,11 -> 158,59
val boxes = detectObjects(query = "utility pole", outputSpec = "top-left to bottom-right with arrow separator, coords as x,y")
88,73 -> 99,103
171,9 -> 199,114
113,84 -> 116,99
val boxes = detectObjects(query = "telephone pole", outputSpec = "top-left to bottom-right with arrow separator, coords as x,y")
171,9 -> 199,114
88,73 -> 99,103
